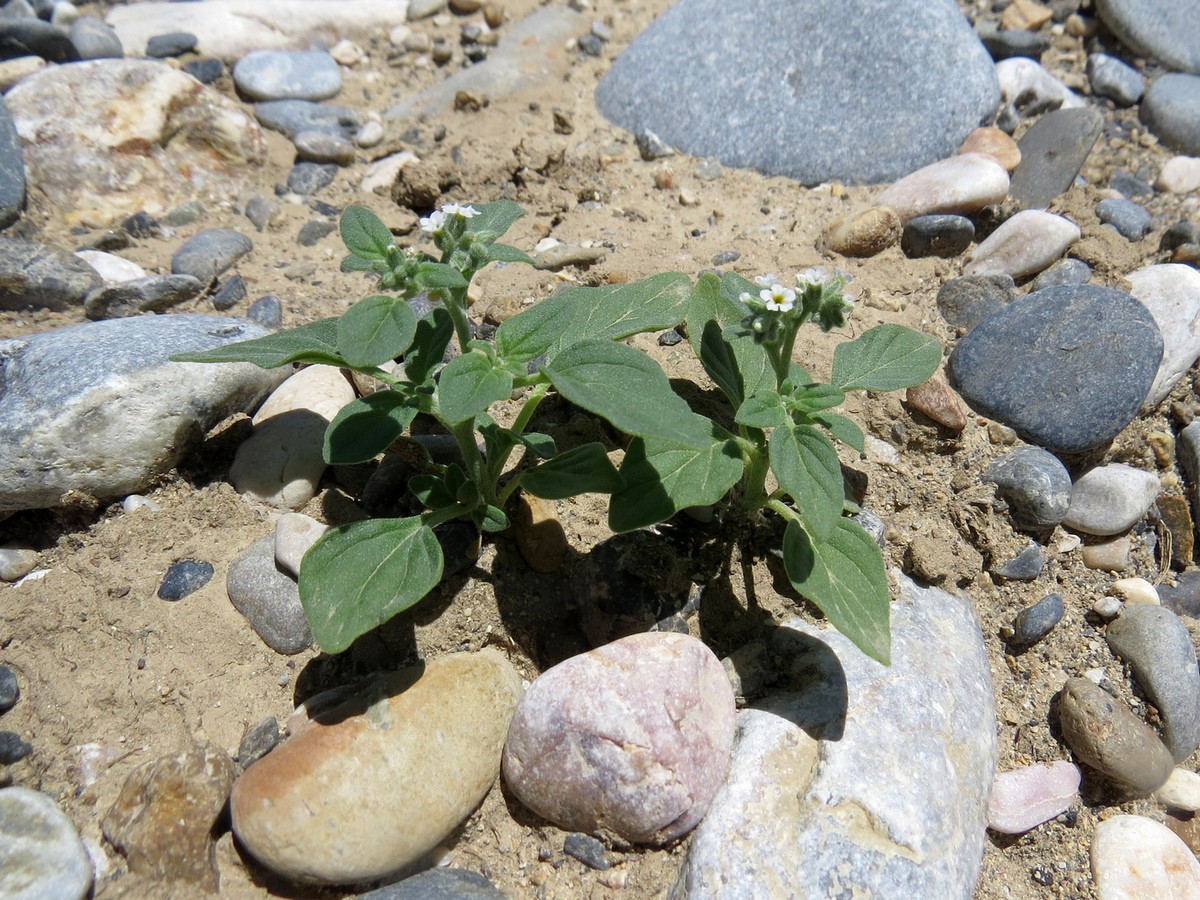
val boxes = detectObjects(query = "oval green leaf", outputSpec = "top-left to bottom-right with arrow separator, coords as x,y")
830,324 -> 941,392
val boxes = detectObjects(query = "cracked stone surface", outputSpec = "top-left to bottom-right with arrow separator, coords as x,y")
672,574 -> 997,898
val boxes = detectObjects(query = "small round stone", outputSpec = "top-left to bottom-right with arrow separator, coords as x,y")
0,541 -> 39,582
819,206 -> 901,257
246,295 -> 283,330
1093,595 -> 1123,618
1097,197 -> 1153,241
0,730 -> 33,764
145,32 -> 198,58
157,560 -> 215,601
211,274 -> 246,312
900,214 -> 974,259
1030,258 -> 1091,291
936,274 -> 1016,329
1086,53 -> 1145,107
171,228 -> 252,283
563,832 -> 609,870
1008,593 -> 1065,646
287,161 -> 338,195
0,787 -> 93,900
986,447 -> 1072,530
993,541 -> 1044,581
183,58 -> 224,85
0,665 -> 19,713
233,50 -> 342,102
237,717 -> 280,770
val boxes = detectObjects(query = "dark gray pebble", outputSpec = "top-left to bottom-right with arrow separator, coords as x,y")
1140,74 -> 1200,156
1086,53 -> 1145,107
121,211 -> 162,238
900,214 -> 974,259
980,27 -> 1050,61
636,130 -> 674,160
1161,221 -> 1200,253
244,195 -> 279,232
146,31 -> 197,58
948,284 -> 1163,454
238,717 -> 280,769
255,99 -> 361,141
1160,570 -> 1200,618
211,274 -> 246,312
0,731 -> 32,764
0,237 -> 102,311
564,833 -> 609,870
1108,169 -> 1153,198
1010,107 -> 1104,209
0,19 -> 78,63
157,559 -> 215,601
0,96 -> 27,230
84,273 -> 204,320
1029,258 -> 1091,292
171,227 -> 252,283
183,57 -> 224,85
68,16 -> 122,60
1008,593 -> 1064,646
1097,197 -> 1153,241
0,665 -> 18,714
657,328 -> 683,346
993,541 -> 1044,581
711,249 -> 740,266
297,220 -> 337,247
935,274 -> 1016,329
247,295 -> 283,330
577,33 -> 603,57
286,161 -> 338,196
986,447 -> 1071,529
359,868 -> 507,899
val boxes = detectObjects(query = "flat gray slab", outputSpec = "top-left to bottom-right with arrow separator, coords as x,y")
595,0 -> 999,185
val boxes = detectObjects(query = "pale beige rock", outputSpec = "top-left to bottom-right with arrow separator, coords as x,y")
1001,0 -> 1052,30
360,151 -> 419,195
958,127 -> 1021,172
0,55 -> 45,92
1157,157 -> 1200,194
818,206 -> 901,257
232,650 -> 523,884
74,250 -> 145,284
1111,577 -> 1160,605
873,154 -> 1010,224
963,210 -> 1080,280
1155,768 -> 1200,812
1091,815 -> 1200,899
107,1 -> 412,61
1129,264 -> 1200,407
273,512 -> 329,578
230,365 -> 355,509
6,59 -> 265,219
995,58 -> 1085,111
1082,537 -> 1132,571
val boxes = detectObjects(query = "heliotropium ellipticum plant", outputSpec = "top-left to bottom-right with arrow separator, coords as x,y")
174,201 -> 939,663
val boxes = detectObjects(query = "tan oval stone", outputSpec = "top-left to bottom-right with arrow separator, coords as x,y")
231,649 -> 523,884
874,153 -> 1010,224
1082,537 -> 1133,572
512,492 -> 568,573
1092,815 -> 1200,899
963,209 -> 1080,280
818,206 -> 901,258
958,127 -> 1021,172
1157,156 -> 1200,194
905,372 -> 967,432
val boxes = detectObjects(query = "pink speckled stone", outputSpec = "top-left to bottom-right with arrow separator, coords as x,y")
502,632 -> 735,845
987,761 -> 1081,834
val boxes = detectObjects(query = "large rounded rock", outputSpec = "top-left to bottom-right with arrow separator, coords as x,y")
232,650 -> 523,884
0,315 -> 286,513
1095,0 -> 1200,74
0,787 -> 93,900
1092,815 -> 1200,898
948,285 -> 1163,454
503,632 -> 735,845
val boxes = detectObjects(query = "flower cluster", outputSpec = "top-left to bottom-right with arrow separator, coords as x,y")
419,203 -> 480,235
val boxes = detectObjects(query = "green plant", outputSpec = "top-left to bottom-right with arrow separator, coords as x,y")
175,202 -> 939,663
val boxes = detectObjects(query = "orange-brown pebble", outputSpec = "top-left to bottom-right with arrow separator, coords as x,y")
818,206 -> 901,258
906,372 -> 967,432
958,127 -> 1021,172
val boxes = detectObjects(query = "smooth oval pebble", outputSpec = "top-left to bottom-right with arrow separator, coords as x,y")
1141,74 -> 1200,156
232,650 -> 523,884
905,372 -> 966,431
1064,464 -> 1160,536
1157,156 -> 1200,194
873,153 -> 1009,224
233,50 -> 342,103
0,665 -> 18,713
226,535 -> 312,655
1129,263 -> 1200,408
901,214 -> 975,259
0,541 -> 39,582
171,228 -> 253,283
986,448 -> 1071,530
987,761 -> 1081,834
1082,538 -> 1133,572
1057,676 -> 1174,797
1009,593 -> 1065,646
964,209 -> 1080,280
1091,815 -> 1200,899
995,57 -> 1084,112
818,206 -> 901,257
503,632 -> 735,845
1155,768 -> 1200,813
0,786 -> 93,900
1110,577 -> 1159,605
958,126 -> 1020,171
1097,197 -> 1153,241
274,512 -> 329,579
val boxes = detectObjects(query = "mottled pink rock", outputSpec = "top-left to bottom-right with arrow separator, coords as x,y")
873,153 -> 1010,223
987,761 -> 1081,834
1092,815 -> 1200,899
502,632 -> 735,845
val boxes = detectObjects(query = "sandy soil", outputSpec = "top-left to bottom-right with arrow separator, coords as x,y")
3,0 -> 1200,897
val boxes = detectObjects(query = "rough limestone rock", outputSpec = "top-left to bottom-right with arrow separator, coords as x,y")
106,0 -> 413,62
232,650 -> 523,884
595,0 -> 999,185
0,315 -> 286,512
673,574 -> 997,898
5,59 -> 266,219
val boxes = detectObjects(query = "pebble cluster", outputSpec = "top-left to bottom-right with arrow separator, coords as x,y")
1,0 -> 1200,897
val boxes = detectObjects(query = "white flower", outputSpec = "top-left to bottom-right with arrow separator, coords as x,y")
760,284 -> 795,313
443,203 -> 480,219
797,267 -> 829,288
754,273 -> 780,288
419,209 -> 446,234
739,291 -> 754,303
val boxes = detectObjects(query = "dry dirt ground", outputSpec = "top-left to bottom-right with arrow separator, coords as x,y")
2,0 -> 1200,897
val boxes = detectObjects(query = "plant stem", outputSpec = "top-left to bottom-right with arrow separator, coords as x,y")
510,382 -> 549,435
740,445 -> 771,513
448,417 -> 490,503
444,287 -> 475,354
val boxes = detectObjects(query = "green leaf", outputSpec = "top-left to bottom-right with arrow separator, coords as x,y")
404,307 -> 454,385
830,324 -> 941,392
786,383 -> 846,414
542,339 -> 710,448
340,254 -> 383,274
465,200 -> 526,240
495,272 -> 691,364
336,295 -> 418,367
477,504 -> 509,532
770,424 -> 843,541
735,389 -> 787,429
299,517 -> 444,654
521,443 -> 623,499
688,274 -> 774,405
339,205 -> 396,261
413,262 -> 469,292
609,424 -> 745,532
409,474 -> 457,511
487,242 -> 535,265
811,412 -> 865,453
480,422 -> 556,462
170,318 -> 348,369
438,351 -> 513,424
323,392 -> 419,464
782,518 -> 890,665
